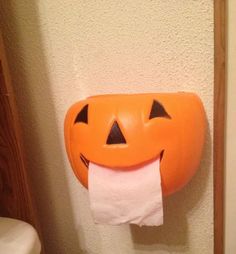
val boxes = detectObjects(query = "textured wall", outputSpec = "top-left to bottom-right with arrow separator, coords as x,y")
225,0 -> 236,253
0,1 -> 213,253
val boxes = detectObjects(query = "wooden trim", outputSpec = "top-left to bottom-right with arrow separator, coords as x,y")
214,0 -> 226,253
0,33 -> 44,253
0,33 -> 35,224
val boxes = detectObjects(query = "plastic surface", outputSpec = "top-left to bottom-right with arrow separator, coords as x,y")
0,217 -> 41,254
64,93 -> 206,196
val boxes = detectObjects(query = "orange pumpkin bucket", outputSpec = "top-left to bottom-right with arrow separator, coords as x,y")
64,93 -> 206,196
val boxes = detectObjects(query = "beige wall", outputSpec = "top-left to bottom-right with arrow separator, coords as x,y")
0,1 -> 214,253
225,0 -> 236,253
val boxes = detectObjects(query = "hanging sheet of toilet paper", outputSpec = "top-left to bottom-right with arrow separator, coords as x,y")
88,158 -> 163,226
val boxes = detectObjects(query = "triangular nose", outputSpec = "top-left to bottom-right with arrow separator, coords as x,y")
106,121 -> 126,145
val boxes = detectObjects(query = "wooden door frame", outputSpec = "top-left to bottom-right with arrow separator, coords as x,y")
0,33 -> 44,253
214,0 -> 226,253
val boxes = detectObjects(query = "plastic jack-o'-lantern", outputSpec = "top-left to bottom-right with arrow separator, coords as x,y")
64,93 -> 206,196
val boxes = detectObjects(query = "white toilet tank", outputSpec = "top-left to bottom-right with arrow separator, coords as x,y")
0,217 -> 41,254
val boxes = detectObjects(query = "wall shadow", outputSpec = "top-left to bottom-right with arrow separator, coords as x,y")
0,1 -> 83,253
130,120 -> 212,252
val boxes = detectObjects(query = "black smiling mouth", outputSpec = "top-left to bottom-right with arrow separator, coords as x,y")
160,150 -> 164,161
80,150 -> 165,169
80,154 -> 89,168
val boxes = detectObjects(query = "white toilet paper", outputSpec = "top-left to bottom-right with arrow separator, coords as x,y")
88,158 -> 163,226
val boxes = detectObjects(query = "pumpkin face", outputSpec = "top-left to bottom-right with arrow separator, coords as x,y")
64,93 -> 206,196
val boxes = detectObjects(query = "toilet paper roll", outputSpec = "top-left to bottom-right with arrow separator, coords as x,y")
88,158 -> 163,226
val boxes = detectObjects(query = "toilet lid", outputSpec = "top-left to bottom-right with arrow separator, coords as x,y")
0,217 -> 41,254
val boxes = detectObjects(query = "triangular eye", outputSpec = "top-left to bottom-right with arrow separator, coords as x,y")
74,104 -> 88,124
149,100 -> 171,119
